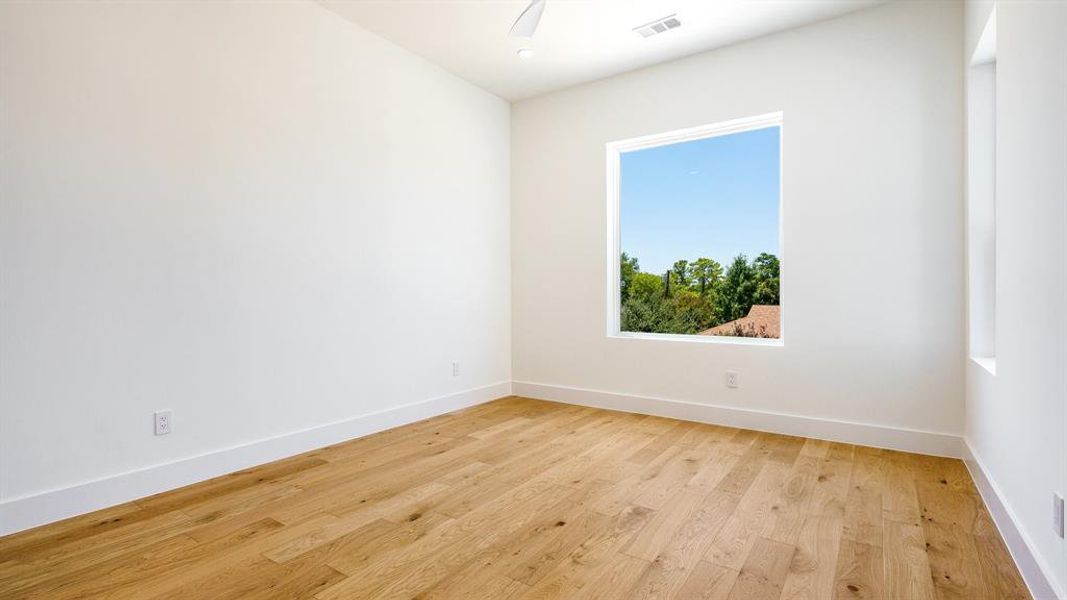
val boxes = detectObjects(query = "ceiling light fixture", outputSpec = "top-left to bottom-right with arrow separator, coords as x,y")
517,48 -> 535,59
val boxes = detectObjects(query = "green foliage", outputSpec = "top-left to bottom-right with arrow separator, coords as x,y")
717,255 -> 756,322
621,287 -> 718,335
620,290 -> 672,333
620,252 -> 640,302
629,271 -> 664,299
620,252 -> 779,335
752,252 -> 780,306
671,260 -> 690,288
688,257 -> 722,296
669,289 -> 718,333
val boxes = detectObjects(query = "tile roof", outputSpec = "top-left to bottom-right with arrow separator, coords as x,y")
699,305 -> 780,338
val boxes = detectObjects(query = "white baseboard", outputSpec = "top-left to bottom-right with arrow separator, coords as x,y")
0,379 -> 969,538
10,379 -> 1057,599
512,381 -> 962,458
963,441 -> 1064,600
0,381 -> 511,537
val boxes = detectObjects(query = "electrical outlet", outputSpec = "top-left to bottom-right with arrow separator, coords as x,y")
1054,493 -> 1064,538
452,361 -> 460,377
725,371 -> 739,389
154,410 -> 172,436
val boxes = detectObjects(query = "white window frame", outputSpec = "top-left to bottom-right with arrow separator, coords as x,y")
605,111 -> 785,346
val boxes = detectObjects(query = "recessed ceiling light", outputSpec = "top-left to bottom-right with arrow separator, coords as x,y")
517,48 -> 535,59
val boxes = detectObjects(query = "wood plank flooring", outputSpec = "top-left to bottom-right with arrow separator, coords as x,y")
0,397 -> 1031,599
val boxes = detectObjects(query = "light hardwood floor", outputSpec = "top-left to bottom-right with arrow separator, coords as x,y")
0,396 -> 1030,599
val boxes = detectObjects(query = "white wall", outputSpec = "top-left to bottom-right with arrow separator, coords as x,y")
0,0 -> 510,531
511,1 -> 965,446
964,1 -> 1067,597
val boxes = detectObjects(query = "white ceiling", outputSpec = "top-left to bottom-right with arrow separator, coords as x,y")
320,0 -> 885,101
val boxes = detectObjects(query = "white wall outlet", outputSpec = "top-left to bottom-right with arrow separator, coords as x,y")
452,361 -> 460,377
725,371 -> 739,389
1054,493 -> 1064,538
154,410 -> 172,436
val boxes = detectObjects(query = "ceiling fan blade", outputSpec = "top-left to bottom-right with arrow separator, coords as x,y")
509,0 -> 546,38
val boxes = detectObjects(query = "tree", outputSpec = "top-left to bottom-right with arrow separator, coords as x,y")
620,252 -> 640,302
620,251 -> 777,337
717,254 -> 757,322
629,272 -> 664,300
752,252 -> 780,305
621,274 -> 672,332
688,257 -> 723,296
621,292 -> 668,333
671,260 -> 690,288
668,289 -> 718,333
621,287 -> 717,335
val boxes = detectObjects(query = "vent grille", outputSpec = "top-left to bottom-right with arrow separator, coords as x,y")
633,14 -> 681,38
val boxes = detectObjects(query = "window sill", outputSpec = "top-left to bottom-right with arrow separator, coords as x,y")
970,355 -> 997,376
609,331 -> 784,347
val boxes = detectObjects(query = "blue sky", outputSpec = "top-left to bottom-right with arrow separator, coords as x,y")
620,126 -> 780,275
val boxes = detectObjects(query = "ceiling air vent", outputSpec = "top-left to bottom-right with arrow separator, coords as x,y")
633,14 -> 681,38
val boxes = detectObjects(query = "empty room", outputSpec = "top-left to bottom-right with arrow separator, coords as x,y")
1,0 -> 1065,598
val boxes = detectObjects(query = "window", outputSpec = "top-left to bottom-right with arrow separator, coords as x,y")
967,8 -> 996,374
606,113 -> 783,344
